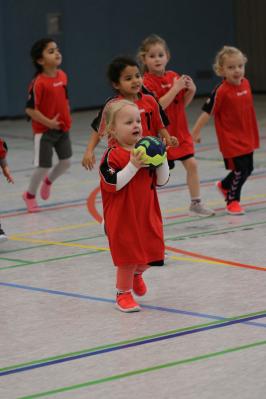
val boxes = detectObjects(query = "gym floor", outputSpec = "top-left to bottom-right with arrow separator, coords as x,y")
0,96 -> 266,399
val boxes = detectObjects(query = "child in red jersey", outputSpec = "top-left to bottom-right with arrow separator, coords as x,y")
138,34 -> 214,217
192,46 -> 259,215
23,38 -> 72,212
100,99 -> 169,312
0,138 -> 14,240
82,56 -> 177,170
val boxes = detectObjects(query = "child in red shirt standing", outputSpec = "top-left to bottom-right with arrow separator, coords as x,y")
82,56 -> 177,170
23,38 -> 72,212
138,34 -> 214,217
100,99 -> 169,312
192,46 -> 259,215
0,138 -> 14,240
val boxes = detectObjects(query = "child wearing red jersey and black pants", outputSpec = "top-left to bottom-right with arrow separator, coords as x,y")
23,38 -> 72,212
192,46 -> 259,215
138,34 -> 214,217
100,99 -> 169,312
0,138 -> 14,240
82,56 -> 177,170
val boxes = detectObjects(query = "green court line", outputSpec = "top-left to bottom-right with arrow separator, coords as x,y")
165,219 -> 266,241
0,257 -> 34,264
0,250 -> 102,271
18,339 -> 266,399
2,308 -> 266,373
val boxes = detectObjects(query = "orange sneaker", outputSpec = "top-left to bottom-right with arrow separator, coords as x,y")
116,292 -> 140,312
133,273 -> 147,296
215,181 -> 228,200
226,201 -> 245,215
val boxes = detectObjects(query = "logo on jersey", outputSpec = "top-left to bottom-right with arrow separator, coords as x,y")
236,90 -> 247,96
53,81 -> 64,87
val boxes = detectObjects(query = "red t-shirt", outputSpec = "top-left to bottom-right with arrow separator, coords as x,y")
100,145 -> 165,267
202,78 -> 259,158
92,93 -> 166,145
143,71 -> 194,160
26,69 -> 71,133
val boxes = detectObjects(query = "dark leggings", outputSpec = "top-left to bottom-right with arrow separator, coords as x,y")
222,153 -> 254,203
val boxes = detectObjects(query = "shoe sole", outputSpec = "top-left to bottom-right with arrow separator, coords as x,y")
227,210 -> 245,215
189,210 -> 215,217
116,304 -> 141,312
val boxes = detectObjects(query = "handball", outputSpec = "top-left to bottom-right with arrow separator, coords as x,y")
134,136 -> 166,167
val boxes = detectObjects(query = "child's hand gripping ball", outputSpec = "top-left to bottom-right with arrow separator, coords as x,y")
134,136 -> 166,167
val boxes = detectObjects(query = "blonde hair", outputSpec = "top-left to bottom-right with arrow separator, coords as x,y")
137,34 -> 170,73
213,45 -> 248,76
104,99 -> 138,136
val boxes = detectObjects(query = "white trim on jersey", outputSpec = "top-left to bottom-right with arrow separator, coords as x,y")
33,134 -> 43,167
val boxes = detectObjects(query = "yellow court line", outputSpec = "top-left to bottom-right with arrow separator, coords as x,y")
9,236 -> 109,252
7,237 -> 226,266
10,221 -> 98,237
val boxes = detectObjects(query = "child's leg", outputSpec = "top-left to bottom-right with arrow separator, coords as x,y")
27,167 -> 49,195
23,167 -> 48,212
41,131 -> 72,200
116,265 -> 137,292
182,157 -> 215,216
182,157 -> 200,199
225,154 -> 253,203
133,265 -> 150,296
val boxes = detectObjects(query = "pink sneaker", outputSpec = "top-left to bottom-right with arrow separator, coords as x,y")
116,292 -> 140,312
133,273 -> 147,296
40,178 -> 52,200
22,192 -> 41,213
215,181 -> 228,200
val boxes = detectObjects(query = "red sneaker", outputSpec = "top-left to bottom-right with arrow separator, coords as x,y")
133,273 -> 147,296
22,192 -> 41,213
116,292 -> 140,312
215,181 -> 228,200
226,201 -> 245,215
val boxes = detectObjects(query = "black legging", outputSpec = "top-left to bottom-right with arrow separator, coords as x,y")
222,167 -> 253,202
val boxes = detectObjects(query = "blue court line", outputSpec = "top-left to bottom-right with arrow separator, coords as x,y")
1,310 -> 266,377
1,282 -> 266,329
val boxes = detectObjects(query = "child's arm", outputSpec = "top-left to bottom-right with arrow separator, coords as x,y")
82,130 -> 101,170
156,159 -> 170,186
157,128 -> 178,146
183,76 -> 196,107
158,75 -> 187,110
116,150 -> 147,191
0,159 -> 14,183
25,108 -> 61,130
191,112 -> 211,143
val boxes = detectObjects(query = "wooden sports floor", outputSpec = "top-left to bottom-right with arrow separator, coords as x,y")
1,97 -> 266,399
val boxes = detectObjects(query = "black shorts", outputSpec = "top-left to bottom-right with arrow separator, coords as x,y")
224,152 -> 254,171
34,130 -> 72,168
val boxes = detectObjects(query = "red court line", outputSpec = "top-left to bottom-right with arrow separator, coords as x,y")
87,186 -> 102,223
165,245 -> 266,272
